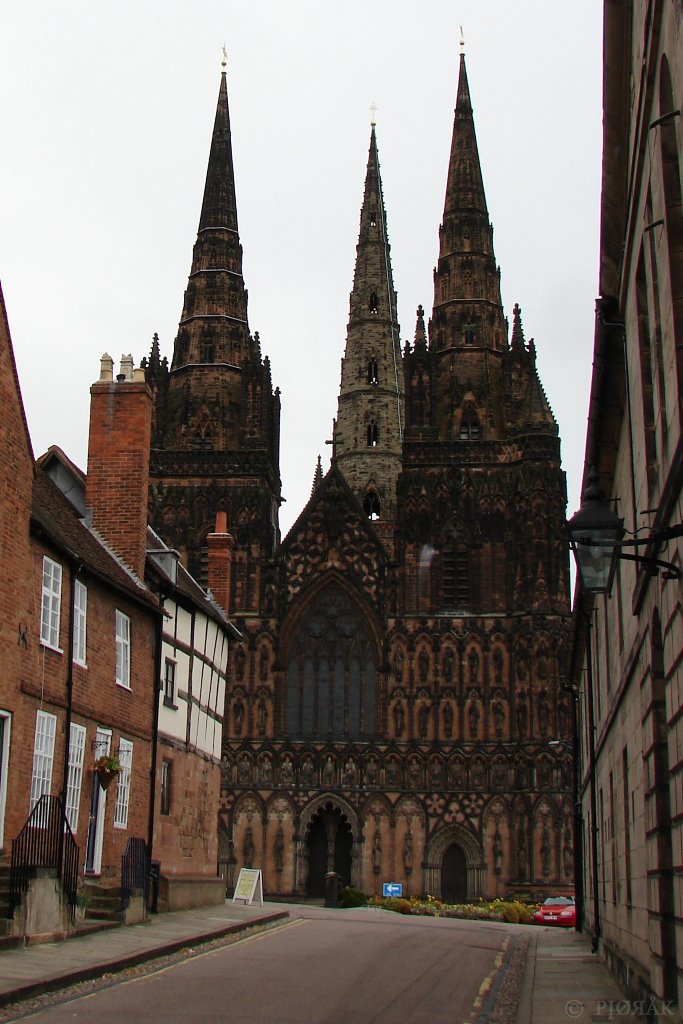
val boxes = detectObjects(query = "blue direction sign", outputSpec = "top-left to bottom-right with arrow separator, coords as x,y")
382,882 -> 403,897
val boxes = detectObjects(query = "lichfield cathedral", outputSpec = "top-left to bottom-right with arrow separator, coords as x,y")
144,48 -> 574,902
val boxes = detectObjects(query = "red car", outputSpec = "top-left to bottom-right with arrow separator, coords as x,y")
533,896 -> 576,927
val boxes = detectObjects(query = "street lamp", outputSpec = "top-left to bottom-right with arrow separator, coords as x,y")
567,466 -> 683,596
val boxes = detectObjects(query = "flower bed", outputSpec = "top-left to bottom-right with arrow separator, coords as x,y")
364,894 -> 539,923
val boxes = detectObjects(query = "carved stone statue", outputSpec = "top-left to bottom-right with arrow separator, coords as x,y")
418,704 -> 429,739
342,758 -> 358,787
280,757 -> 294,786
493,701 -> 505,740
403,829 -> 413,871
372,831 -> 382,873
322,756 -> 335,786
301,756 -> 315,786
238,754 -> 250,784
233,698 -> 245,736
260,755 -> 272,784
493,647 -> 504,684
541,826 -> 551,879
259,646 -> 269,681
493,830 -> 503,874
387,759 -> 400,787
442,647 -> 455,683
243,826 -> 255,868
257,700 -> 267,736
274,825 -> 284,871
393,700 -> 405,737
468,648 -> 479,683
236,645 -> 246,680
442,702 -> 453,739
468,701 -> 480,738
418,648 -> 429,683
394,648 -> 404,681
517,825 -> 527,880
364,758 -> 378,786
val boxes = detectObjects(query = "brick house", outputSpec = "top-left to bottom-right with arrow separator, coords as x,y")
0,293 -> 237,935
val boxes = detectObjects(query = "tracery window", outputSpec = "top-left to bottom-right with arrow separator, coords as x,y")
363,490 -> 381,521
367,420 -> 379,447
285,584 -> 378,740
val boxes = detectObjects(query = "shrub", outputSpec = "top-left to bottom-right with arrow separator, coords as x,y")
338,886 -> 368,908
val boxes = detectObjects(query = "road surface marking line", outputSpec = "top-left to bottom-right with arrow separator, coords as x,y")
463,935 -> 510,1024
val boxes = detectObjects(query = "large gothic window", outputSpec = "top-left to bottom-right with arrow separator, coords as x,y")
285,584 -> 378,740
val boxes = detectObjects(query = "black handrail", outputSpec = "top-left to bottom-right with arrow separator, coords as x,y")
9,795 -> 80,923
121,837 -> 149,911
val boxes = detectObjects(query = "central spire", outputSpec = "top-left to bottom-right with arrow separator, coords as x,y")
332,123 -> 404,550
430,50 -> 506,355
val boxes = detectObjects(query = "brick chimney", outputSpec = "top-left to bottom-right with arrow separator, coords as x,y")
86,354 -> 152,580
207,511 -> 234,615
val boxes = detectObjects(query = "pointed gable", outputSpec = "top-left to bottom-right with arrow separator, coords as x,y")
280,465 -> 392,615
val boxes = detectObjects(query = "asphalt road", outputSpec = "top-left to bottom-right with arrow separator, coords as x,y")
10,906 -> 520,1024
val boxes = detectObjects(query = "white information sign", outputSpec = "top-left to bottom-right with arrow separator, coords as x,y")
232,867 -> 264,906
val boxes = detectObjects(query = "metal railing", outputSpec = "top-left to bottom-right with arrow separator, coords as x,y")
120,837 -> 149,911
9,795 -> 80,922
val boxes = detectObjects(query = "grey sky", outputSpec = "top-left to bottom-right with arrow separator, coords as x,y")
1,2 -> 602,537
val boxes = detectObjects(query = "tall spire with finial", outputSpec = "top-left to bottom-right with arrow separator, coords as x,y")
147,52 -> 281,588
332,118 -> 404,552
427,40 -> 509,441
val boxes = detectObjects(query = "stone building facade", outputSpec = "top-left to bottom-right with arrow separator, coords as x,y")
148,53 -> 573,902
570,2 -> 683,1014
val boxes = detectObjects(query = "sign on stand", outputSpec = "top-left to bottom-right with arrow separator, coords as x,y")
232,867 -> 264,906
382,882 -> 403,898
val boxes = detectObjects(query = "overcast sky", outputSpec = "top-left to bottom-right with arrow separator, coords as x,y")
1,2 -> 602,538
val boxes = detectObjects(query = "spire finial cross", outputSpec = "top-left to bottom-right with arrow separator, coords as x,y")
459,25 -> 465,52
370,101 -> 377,126
221,44 -> 227,70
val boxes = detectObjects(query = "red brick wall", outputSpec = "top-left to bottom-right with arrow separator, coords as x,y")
86,379 -> 152,580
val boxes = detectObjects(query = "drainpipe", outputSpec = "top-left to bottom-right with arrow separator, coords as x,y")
146,602 -> 164,894
583,609 -> 601,952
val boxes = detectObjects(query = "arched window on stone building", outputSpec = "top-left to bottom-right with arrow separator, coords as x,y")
367,358 -> 379,385
367,420 -> 379,447
363,490 -> 381,521
284,583 -> 378,740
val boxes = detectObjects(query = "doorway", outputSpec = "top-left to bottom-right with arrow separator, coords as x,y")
305,805 -> 353,897
441,843 -> 468,903
85,728 -> 111,875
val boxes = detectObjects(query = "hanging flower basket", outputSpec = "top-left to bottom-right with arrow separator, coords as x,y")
94,754 -> 121,790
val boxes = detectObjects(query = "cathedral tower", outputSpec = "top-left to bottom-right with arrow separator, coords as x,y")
146,65 -> 281,606
332,122 -> 404,553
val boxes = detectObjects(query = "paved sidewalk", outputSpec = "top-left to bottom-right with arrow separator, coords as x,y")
519,927 -> 642,1024
0,901 -> 288,1008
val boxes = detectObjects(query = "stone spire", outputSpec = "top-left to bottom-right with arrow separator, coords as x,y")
332,124 -> 404,551
310,454 -> 323,497
146,66 -> 281,587
171,68 -> 252,374
426,50 -> 510,443
431,51 -> 507,357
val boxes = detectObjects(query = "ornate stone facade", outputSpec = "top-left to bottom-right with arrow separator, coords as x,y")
150,53 -> 573,902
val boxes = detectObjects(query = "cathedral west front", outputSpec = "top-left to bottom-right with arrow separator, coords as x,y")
145,46 -> 574,902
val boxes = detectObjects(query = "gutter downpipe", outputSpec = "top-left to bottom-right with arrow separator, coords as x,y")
583,607 -> 601,953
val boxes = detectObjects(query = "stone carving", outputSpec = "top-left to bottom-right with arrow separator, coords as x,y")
468,648 -> 479,683
393,700 -> 405,737
274,825 -> 284,871
403,829 -> 413,872
442,647 -> 455,683
372,831 -> 382,874
442,702 -> 453,738
233,698 -> 245,736
243,826 -> 255,868
492,830 -> 503,874
322,756 -> 335,786
257,699 -> 267,736
469,701 -> 480,739
418,649 -> 429,683
493,647 -> 504,683
418,704 -> 429,739
280,756 -> 294,786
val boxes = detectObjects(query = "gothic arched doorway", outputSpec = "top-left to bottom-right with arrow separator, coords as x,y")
305,804 -> 353,897
441,843 -> 468,903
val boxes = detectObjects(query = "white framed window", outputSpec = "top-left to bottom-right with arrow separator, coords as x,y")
115,611 -> 131,689
29,710 -> 56,816
114,738 -> 133,829
40,557 -> 62,650
163,658 -> 176,707
65,723 -> 86,832
73,580 -> 87,666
